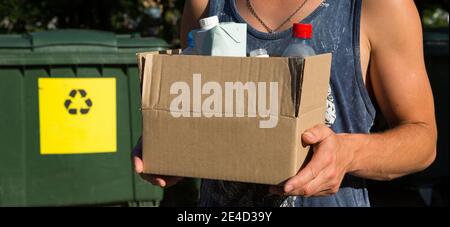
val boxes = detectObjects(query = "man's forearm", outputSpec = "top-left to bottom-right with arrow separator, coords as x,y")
345,123 -> 437,181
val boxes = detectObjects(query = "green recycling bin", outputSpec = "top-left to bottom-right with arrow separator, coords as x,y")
0,29 -> 169,206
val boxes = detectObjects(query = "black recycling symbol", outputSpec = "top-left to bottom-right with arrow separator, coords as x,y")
64,89 -> 93,115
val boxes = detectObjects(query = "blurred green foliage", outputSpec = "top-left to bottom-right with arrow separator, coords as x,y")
0,0 -> 184,46
0,0 -> 448,47
416,0 -> 449,28
423,8 -> 449,28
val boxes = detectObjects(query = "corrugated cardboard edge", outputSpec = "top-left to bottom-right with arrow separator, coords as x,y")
137,49 -> 182,82
299,53 -> 332,115
295,53 -> 333,171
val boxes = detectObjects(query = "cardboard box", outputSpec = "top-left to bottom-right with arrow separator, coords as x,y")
138,51 -> 332,185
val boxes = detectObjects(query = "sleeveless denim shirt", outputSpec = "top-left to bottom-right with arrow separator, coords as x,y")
199,0 -> 375,207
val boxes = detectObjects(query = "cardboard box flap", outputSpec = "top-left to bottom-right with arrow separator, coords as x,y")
287,57 -> 304,117
141,54 -> 303,118
137,50 -> 182,82
298,53 -> 332,116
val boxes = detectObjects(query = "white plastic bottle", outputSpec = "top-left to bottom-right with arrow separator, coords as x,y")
282,23 -> 315,57
195,16 -> 220,54
182,31 -> 197,55
249,49 -> 270,57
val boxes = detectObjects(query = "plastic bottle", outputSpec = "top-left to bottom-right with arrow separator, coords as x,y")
282,23 -> 316,57
195,16 -> 220,54
249,49 -> 270,57
182,31 -> 197,55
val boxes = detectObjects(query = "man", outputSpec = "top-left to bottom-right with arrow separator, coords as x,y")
134,0 -> 437,207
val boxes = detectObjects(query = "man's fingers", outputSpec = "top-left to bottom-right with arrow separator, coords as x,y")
134,157 -> 163,186
286,168 -> 338,196
134,157 -> 144,173
140,173 -> 159,185
142,174 -> 183,188
134,155 -> 183,188
140,174 -> 168,187
296,174 -> 328,197
302,125 -> 333,145
154,176 -> 183,188
155,177 -> 167,187
284,165 -> 318,193
284,144 -> 332,193
165,177 -> 184,187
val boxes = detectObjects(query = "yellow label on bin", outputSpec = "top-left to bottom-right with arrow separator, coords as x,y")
38,78 -> 117,155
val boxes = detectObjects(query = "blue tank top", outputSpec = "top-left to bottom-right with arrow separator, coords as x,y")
199,0 -> 376,207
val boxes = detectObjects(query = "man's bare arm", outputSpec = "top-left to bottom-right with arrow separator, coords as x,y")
278,0 -> 437,196
348,0 -> 437,180
180,0 -> 209,48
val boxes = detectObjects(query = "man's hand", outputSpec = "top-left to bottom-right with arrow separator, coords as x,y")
133,145 -> 183,188
270,125 -> 356,197
269,0 -> 437,195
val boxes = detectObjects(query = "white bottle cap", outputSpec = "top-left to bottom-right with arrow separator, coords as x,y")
199,16 -> 220,30
249,49 -> 269,57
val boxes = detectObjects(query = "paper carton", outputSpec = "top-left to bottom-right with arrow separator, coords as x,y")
195,23 -> 247,57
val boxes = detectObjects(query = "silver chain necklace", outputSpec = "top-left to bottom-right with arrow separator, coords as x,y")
246,0 -> 309,34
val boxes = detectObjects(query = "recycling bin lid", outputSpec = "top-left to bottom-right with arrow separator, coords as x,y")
0,29 -> 170,65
